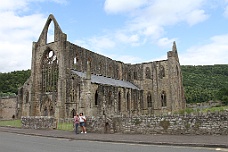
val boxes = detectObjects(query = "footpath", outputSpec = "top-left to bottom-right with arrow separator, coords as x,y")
0,126 -> 227,148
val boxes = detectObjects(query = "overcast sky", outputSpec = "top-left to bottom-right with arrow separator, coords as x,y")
0,0 -> 228,73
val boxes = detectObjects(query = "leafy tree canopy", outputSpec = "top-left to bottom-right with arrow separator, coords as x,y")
181,65 -> 228,105
0,70 -> 30,97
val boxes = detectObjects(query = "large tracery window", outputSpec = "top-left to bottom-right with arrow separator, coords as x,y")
41,50 -> 59,93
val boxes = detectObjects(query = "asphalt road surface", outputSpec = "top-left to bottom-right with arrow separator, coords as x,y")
0,132 -> 227,152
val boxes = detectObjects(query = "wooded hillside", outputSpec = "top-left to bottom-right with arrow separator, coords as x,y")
0,65 -> 227,104
0,70 -> 30,97
181,65 -> 228,104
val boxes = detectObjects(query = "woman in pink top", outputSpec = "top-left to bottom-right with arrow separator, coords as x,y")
74,114 -> 79,134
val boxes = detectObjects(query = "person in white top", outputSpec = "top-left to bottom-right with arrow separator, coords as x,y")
79,112 -> 87,133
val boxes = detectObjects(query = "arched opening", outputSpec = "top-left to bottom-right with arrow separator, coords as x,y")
159,65 -> 165,79
74,57 -> 77,65
98,61 -> 102,74
71,109 -> 76,118
95,90 -> 98,106
41,49 -> 59,93
147,92 -> 152,107
108,91 -> 112,105
145,67 -> 151,79
176,65 -> 179,76
47,21 -> 54,44
161,91 -> 167,107
50,106 -> 54,116
118,91 -> 121,112
43,106 -> 48,116
25,91 -> 29,103
128,71 -> 131,80
127,92 -> 130,111
70,89 -> 75,102
133,93 -> 137,110
134,71 -> 138,80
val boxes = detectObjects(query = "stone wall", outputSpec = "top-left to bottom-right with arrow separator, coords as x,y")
86,112 -> 228,135
21,112 -> 228,135
0,96 -> 17,119
21,116 -> 57,129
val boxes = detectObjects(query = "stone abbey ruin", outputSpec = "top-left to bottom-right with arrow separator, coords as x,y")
17,14 -> 186,119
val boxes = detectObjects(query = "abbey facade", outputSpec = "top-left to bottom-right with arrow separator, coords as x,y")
17,14 -> 186,119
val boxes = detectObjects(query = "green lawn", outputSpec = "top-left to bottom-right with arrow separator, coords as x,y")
0,119 -> 74,131
0,119 -> 21,128
57,122 -> 74,131
202,106 -> 228,113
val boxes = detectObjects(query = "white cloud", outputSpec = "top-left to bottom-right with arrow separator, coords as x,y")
89,36 -> 115,51
186,9 -> 208,26
50,0 -> 68,4
0,0 -> 65,72
223,5 -> 228,18
75,36 -> 115,54
157,37 -> 176,48
104,0 -> 148,14
111,55 -> 142,64
0,0 -> 29,12
0,12 -> 46,72
115,32 -> 139,45
180,34 -> 228,65
103,0 -> 209,49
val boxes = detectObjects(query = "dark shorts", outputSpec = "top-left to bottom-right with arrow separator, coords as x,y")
80,122 -> 85,127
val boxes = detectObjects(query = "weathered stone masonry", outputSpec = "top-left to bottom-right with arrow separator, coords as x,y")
87,112 -> 228,135
21,111 -> 228,135
17,14 -> 186,119
0,96 -> 17,119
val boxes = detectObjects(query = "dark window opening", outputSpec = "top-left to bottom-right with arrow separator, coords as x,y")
95,90 -> 98,106
161,91 -> 167,107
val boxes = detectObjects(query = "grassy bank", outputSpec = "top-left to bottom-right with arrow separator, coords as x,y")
0,119 -> 21,128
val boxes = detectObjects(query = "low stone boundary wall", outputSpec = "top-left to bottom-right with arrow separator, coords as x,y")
21,116 -> 57,129
21,111 -> 228,135
86,112 -> 228,135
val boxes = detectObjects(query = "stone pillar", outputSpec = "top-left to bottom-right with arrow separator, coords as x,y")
79,60 -> 92,116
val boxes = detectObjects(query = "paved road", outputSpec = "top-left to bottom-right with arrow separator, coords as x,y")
1,127 -> 228,148
1,132 -> 228,152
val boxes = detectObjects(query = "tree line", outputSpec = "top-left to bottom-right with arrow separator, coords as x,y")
0,65 -> 227,105
0,70 -> 30,97
181,65 -> 228,105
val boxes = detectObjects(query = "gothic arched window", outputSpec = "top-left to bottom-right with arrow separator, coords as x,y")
127,92 -> 130,111
161,91 -> 167,107
41,49 -> 58,93
134,71 -> 138,80
147,92 -> 152,107
118,91 -> 121,112
25,91 -> 29,104
95,90 -> 99,106
145,67 -> 151,79
159,65 -> 165,79
71,109 -> 76,118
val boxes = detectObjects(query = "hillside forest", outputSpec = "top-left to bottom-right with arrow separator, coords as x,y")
0,65 -> 228,105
